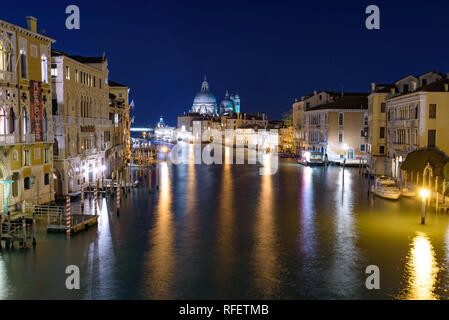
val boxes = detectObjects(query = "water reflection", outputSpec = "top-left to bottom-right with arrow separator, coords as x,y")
327,168 -> 360,298
0,257 -> 10,299
144,162 -> 175,299
216,163 -> 235,288
253,155 -> 278,297
400,232 -> 439,300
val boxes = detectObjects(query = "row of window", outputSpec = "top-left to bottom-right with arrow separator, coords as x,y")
51,64 -> 107,88
23,148 -> 50,166
24,173 -> 51,190
387,104 -> 437,121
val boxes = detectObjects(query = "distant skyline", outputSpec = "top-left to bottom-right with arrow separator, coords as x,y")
3,0 -> 449,126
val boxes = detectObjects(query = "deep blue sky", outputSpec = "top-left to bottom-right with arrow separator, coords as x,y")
3,0 -> 449,126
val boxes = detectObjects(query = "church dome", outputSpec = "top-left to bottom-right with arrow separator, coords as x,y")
192,77 -> 217,115
220,90 -> 235,114
194,91 -> 217,105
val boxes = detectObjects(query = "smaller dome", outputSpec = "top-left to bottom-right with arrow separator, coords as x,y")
220,90 -> 235,113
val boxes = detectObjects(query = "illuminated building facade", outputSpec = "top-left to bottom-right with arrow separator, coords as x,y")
51,49 -> 110,196
0,17 -> 56,208
108,80 -> 131,180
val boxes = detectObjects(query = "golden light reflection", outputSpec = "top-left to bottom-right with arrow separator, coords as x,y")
145,162 -> 174,298
216,164 -> 235,282
253,154 -> 277,297
400,232 -> 439,300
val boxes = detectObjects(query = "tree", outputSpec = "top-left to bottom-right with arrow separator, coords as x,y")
282,109 -> 293,127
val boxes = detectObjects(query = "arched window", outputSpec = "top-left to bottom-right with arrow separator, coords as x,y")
43,109 -> 48,133
20,49 -> 27,79
9,107 -> 15,134
24,177 -> 31,190
0,38 -> 13,73
0,107 -> 7,134
23,109 -> 29,134
53,138 -> 59,156
41,55 -> 48,83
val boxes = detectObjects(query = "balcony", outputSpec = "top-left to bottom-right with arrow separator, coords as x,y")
0,70 -> 16,83
22,133 -> 54,144
0,134 -> 19,145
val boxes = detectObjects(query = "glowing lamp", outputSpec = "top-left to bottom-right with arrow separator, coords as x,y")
420,188 -> 430,201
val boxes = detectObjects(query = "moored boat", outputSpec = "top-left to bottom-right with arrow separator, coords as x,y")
371,176 -> 401,200
297,151 -> 326,166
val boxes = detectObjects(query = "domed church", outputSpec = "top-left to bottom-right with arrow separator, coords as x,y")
191,77 -> 218,115
220,90 -> 240,114
191,77 -> 240,115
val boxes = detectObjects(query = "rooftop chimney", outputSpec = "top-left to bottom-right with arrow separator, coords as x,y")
445,83 -> 448,92
314,90 -> 317,96
371,83 -> 376,93
390,88 -> 396,95
26,16 -> 37,33
411,81 -> 417,92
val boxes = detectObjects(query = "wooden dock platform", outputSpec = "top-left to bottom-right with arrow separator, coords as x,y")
47,214 -> 98,234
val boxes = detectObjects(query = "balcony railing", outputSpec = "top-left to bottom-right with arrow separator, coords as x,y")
0,70 -> 16,83
0,134 -> 18,145
22,133 -> 54,144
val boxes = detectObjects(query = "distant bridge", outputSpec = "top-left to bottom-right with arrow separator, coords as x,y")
130,127 -> 154,132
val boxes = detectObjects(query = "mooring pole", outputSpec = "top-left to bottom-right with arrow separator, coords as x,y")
421,198 -> 426,225
32,213 -> 36,246
66,197 -> 71,239
94,188 -> 98,215
22,218 -> 27,248
117,184 -> 121,216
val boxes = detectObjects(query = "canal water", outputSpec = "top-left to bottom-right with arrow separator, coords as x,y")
1,148 -> 449,299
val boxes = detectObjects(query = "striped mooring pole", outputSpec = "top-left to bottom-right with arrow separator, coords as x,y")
66,196 -> 71,239
81,185 -> 84,210
116,184 -> 121,215
94,188 -> 98,215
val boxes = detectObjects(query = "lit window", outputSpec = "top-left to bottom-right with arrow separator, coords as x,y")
24,150 -> 31,166
51,64 -> 58,78
44,148 -> 49,163
20,50 -> 27,79
65,66 -> 70,80
41,55 -> 48,83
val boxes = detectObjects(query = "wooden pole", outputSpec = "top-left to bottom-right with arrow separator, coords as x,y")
116,184 -> 121,215
66,196 -> 71,239
436,176 -> 439,211
22,218 -> 27,248
32,214 -> 36,246
94,188 -> 98,215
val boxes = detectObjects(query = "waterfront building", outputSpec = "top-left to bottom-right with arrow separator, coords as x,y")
301,92 -> 369,163
292,97 -> 308,155
51,49 -> 111,196
367,71 -> 445,176
0,17 -> 56,209
108,80 -> 131,180
385,73 -> 449,178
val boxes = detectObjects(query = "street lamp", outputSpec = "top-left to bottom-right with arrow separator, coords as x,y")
420,188 -> 430,225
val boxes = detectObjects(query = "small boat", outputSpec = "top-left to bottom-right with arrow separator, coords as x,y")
401,186 -> 416,198
371,176 -> 401,200
298,151 -> 325,166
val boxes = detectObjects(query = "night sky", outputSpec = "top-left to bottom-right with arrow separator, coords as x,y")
3,0 -> 449,126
